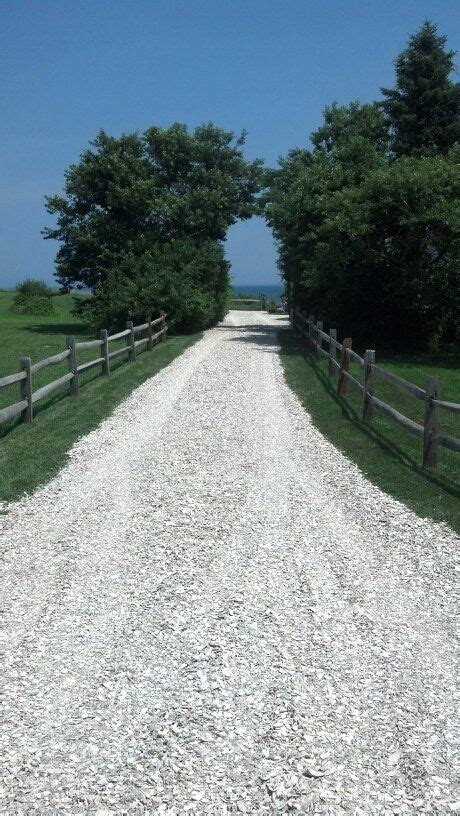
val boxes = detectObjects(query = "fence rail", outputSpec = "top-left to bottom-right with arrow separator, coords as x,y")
0,311 -> 168,428
229,295 -> 266,311
293,309 -> 460,469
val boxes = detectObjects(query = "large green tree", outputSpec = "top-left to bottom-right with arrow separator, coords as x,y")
44,123 -> 262,329
266,88 -> 459,350
265,101 -> 389,327
380,20 -> 460,157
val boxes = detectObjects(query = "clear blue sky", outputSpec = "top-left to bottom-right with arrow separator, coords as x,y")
1,0 -> 458,289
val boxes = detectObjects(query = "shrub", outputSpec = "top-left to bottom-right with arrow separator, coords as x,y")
13,278 -> 55,315
15,278 -> 54,299
13,295 -> 55,315
78,239 -> 231,332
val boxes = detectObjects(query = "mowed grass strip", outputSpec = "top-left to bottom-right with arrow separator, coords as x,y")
0,291 -> 201,504
229,301 -> 263,311
279,329 -> 460,534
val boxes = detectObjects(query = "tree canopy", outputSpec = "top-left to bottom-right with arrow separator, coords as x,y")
44,123 -> 262,329
44,21 -> 458,346
265,21 -> 459,351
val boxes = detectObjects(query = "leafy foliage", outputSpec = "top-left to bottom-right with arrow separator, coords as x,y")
13,278 -> 55,315
15,278 -> 54,299
76,239 -> 230,332
44,123 -> 262,330
265,22 -> 459,351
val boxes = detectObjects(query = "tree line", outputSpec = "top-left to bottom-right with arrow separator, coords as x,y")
265,21 -> 459,351
44,21 -> 459,349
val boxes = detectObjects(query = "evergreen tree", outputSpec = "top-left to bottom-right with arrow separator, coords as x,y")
380,20 -> 460,157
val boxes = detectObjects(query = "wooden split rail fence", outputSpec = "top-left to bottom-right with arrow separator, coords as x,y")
229,295 -> 266,311
0,311 -> 167,426
293,309 -> 460,469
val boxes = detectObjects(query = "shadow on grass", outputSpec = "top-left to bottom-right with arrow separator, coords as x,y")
27,322 -> 90,337
280,330 -> 460,501
378,348 -> 460,370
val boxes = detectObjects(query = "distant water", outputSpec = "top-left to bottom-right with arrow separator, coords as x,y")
232,283 -> 284,300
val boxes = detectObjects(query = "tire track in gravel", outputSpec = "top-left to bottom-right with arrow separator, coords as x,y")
1,311 -> 458,815
1,330 -> 222,652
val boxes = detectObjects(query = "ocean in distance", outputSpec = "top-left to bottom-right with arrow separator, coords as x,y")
231,282 -> 284,300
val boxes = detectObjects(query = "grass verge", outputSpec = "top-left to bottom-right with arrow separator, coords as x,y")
279,329 -> 460,534
0,292 -> 201,504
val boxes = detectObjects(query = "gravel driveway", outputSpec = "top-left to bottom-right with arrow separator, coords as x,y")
1,311 -> 458,815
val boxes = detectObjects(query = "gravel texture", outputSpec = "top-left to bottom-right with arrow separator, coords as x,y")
1,310 -> 458,815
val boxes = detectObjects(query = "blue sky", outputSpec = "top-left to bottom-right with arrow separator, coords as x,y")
1,0 -> 458,289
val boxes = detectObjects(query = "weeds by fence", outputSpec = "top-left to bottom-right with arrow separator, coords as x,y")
293,309 -> 460,469
0,312 -> 168,426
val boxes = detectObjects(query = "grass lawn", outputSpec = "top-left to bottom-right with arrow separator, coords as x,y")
229,299 -> 263,311
229,304 -> 264,311
0,291 -> 201,504
279,328 -> 460,533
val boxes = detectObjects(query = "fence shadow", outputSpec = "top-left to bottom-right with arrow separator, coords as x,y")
282,333 -> 460,500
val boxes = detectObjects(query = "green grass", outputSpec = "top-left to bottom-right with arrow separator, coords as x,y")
0,291 -> 201,504
229,297 -> 263,311
279,329 -> 460,533
229,303 -> 264,311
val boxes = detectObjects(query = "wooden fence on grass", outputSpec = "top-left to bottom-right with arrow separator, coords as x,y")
229,295 -> 266,311
0,312 -> 168,426
293,309 -> 460,469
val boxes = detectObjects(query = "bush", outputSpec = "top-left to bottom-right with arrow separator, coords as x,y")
13,295 -> 55,315
79,239 -> 231,332
266,297 -> 277,314
15,278 -> 54,299
13,278 -> 55,316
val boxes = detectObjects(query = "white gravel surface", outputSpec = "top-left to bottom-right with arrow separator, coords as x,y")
1,310 -> 458,815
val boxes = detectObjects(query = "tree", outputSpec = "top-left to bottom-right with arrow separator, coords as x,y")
44,124 -> 262,329
380,21 -> 460,157
265,94 -> 459,350
265,102 -> 388,321
86,239 -> 231,332
355,150 -> 460,349
311,101 -> 389,157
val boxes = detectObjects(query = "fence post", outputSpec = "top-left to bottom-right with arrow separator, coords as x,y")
308,315 -> 315,350
126,320 -> 135,361
20,356 -> 33,422
423,376 -> 440,469
362,350 -> 375,423
160,310 -> 167,341
329,329 -> 337,376
66,335 -> 79,396
100,329 -> 110,375
290,283 -> 295,328
146,316 -> 153,351
337,338 -> 352,396
316,320 -> 323,360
